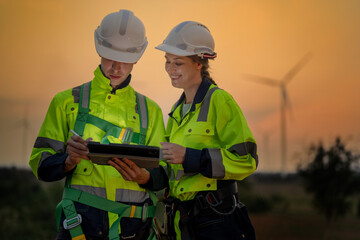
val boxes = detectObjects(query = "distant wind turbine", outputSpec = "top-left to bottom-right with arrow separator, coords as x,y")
242,52 -> 313,176
22,103 -> 30,166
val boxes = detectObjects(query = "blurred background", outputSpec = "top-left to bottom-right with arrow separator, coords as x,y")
0,0 -> 359,239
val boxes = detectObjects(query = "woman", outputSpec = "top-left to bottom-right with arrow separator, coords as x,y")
112,21 -> 258,240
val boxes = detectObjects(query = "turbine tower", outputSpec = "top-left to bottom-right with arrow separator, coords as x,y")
22,103 -> 30,167
242,52 -> 313,175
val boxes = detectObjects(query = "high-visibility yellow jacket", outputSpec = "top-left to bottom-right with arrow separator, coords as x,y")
29,66 -> 165,237
165,79 -> 258,202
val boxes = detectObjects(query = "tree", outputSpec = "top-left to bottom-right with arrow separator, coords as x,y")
298,137 -> 360,223
0,167 -> 63,240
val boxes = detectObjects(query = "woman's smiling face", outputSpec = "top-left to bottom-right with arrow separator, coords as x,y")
164,53 -> 202,90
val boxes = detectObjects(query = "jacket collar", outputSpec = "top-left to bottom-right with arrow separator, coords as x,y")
94,65 -> 131,91
169,78 -> 212,118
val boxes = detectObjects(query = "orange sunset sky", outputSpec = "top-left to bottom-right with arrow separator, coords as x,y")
0,0 -> 359,172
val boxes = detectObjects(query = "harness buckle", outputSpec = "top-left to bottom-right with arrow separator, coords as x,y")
63,214 -> 82,230
142,203 -> 148,222
194,194 -> 207,211
205,192 -> 223,207
122,127 -> 133,144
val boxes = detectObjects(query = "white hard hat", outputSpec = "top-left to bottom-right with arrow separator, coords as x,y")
155,21 -> 216,59
94,9 -> 148,63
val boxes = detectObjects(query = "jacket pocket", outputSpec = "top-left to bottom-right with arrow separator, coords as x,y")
183,123 -> 215,149
73,159 -> 94,176
66,103 -> 79,127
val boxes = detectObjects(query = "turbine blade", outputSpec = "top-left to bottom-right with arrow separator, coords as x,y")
283,87 -> 295,122
241,73 -> 280,87
282,51 -> 314,84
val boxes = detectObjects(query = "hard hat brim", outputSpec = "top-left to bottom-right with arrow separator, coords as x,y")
94,32 -> 148,63
95,42 -> 147,63
155,43 -> 193,56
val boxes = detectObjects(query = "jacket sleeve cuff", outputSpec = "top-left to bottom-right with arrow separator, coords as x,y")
139,175 -> 153,189
37,153 -> 74,182
139,167 -> 169,191
183,148 -> 214,178
183,148 -> 202,173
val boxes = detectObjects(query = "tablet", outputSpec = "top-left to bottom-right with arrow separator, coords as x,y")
87,142 -> 160,169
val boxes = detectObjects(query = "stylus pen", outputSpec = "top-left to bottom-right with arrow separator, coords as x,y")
70,129 -> 87,140
70,129 -> 80,136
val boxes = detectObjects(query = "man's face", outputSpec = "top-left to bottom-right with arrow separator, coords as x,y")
101,57 -> 135,88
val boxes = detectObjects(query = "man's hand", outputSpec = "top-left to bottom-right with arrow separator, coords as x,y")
160,142 -> 186,164
109,158 -> 150,185
64,135 -> 92,172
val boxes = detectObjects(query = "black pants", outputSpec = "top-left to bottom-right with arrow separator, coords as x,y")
181,205 -> 256,240
56,220 -> 151,240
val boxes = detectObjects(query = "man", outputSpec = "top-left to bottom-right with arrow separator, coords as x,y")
29,9 -> 165,240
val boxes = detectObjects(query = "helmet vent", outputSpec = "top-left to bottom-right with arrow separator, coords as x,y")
102,40 -> 112,48
119,10 -> 131,36
197,23 -> 210,31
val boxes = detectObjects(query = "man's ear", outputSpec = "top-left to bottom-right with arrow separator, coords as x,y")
196,62 -> 202,70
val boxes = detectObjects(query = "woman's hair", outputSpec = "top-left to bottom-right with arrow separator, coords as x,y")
188,55 -> 216,85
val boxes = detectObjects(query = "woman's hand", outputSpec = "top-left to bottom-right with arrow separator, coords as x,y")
161,142 -> 186,164
109,158 -> 150,185
64,135 -> 92,172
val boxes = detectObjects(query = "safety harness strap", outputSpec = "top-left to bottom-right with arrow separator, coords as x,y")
58,83 -> 151,239
63,187 -> 156,218
74,82 -> 91,137
56,177 -> 86,240
60,199 -> 86,240
73,82 -> 148,145
57,186 -> 157,240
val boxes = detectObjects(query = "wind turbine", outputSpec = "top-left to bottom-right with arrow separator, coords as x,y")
242,52 -> 313,176
22,103 -> 30,167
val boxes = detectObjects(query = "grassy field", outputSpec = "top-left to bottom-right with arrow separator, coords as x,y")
245,174 -> 360,240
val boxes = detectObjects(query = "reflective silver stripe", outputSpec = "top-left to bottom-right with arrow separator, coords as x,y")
82,82 -> 91,109
72,85 -> 81,103
69,185 -> 149,203
137,93 -> 148,129
34,137 -> 66,152
208,148 -> 225,178
197,87 -> 219,122
172,169 -> 196,181
71,185 -> 107,199
115,188 -> 149,203
175,169 -> 184,181
228,142 -> 259,168
39,151 -> 52,166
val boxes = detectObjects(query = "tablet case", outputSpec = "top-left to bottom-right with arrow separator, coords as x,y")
87,142 -> 160,169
